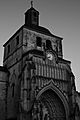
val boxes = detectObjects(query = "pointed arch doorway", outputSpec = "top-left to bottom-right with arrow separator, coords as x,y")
32,88 -> 68,120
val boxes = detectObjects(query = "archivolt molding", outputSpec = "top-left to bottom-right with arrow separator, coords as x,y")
49,79 -> 68,101
36,81 -> 69,120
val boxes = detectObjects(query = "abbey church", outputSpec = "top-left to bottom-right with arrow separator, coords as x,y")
0,2 -> 80,120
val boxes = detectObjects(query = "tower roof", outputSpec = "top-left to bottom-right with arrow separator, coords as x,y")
25,0 -> 39,16
25,7 -> 39,15
24,24 -> 62,39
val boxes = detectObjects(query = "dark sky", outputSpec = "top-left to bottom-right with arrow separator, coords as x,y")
0,0 -> 80,91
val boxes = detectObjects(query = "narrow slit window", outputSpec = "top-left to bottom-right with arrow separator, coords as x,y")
12,83 -> 15,97
16,36 -> 19,45
8,44 -> 10,54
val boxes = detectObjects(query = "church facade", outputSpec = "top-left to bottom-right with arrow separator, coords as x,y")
0,3 -> 79,120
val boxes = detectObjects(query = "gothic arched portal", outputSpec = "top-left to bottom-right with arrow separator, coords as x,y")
32,82 -> 69,120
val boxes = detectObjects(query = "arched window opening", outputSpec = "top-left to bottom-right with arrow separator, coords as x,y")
46,40 -> 52,50
36,37 -> 42,47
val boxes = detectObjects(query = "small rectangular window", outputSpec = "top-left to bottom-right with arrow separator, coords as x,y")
36,37 -> 42,47
8,44 -> 10,54
16,36 -> 19,45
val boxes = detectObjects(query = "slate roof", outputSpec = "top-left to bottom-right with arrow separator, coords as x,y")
24,24 -> 63,39
25,7 -> 39,14
3,24 -> 63,47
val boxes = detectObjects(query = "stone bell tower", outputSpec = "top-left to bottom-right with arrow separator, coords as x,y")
3,1 -> 76,120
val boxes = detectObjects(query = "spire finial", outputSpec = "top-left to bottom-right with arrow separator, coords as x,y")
31,0 -> 33,8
